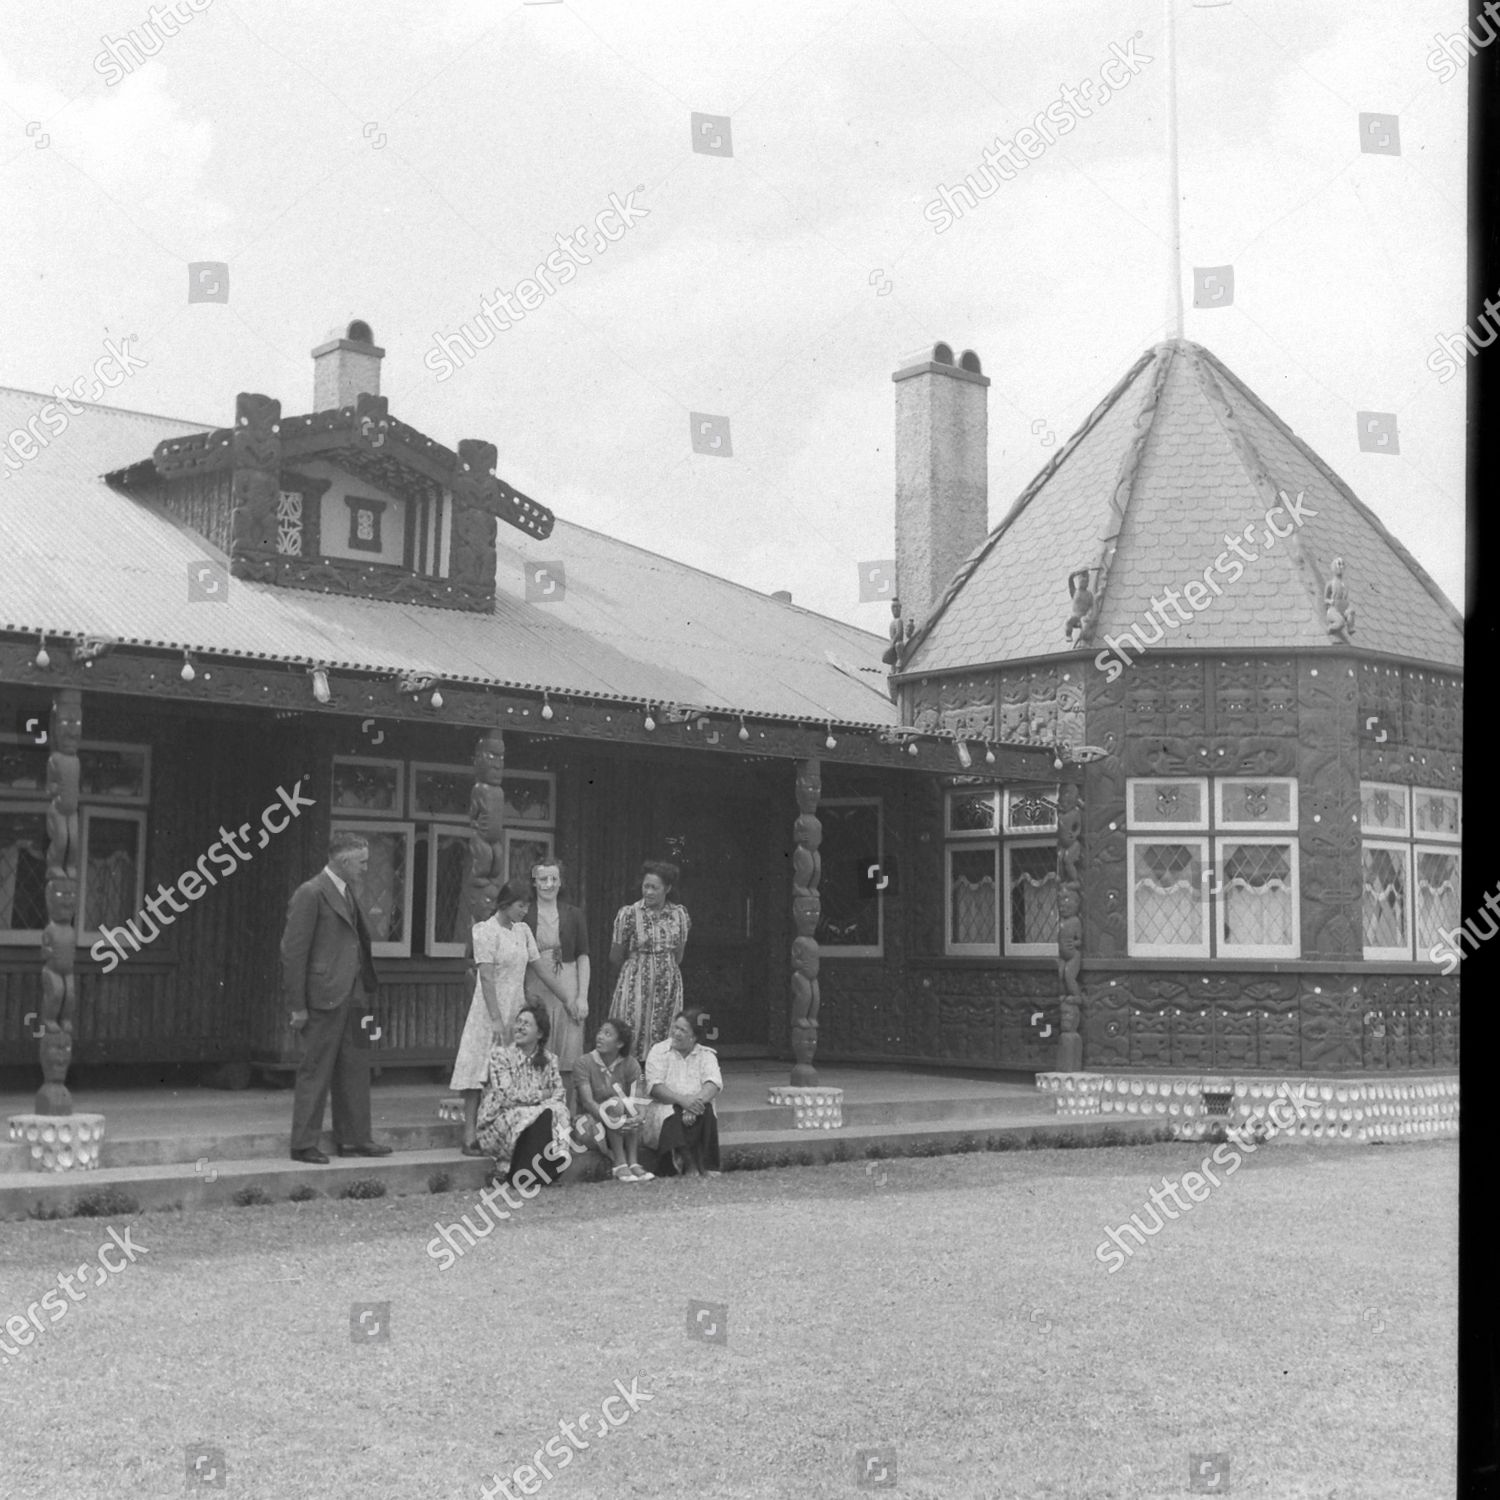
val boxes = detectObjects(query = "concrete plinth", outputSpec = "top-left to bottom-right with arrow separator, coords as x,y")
8,1113 -> 106,1172
767,1086 -> 844,1129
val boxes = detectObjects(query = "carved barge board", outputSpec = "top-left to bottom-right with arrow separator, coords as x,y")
0,642 -> 1057,777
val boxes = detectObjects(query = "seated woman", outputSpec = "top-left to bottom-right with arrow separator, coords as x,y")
642,1009 -> 722,1178
476,1004 -> 573,1189
575,1017 -> 653,1183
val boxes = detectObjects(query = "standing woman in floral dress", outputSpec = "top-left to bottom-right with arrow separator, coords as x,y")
608,860 -> 691,1064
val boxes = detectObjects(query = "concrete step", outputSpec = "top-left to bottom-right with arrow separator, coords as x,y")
0,1114 -> 1165,1221
18,1088 -> 1045,1173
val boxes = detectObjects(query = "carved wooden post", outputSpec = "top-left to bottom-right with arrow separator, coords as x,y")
467,730 -> 507,934
228,393 -> 283,579
1055,779 -> 1085,1072
37,688 -> 83,1115
790,758 -> 822,1085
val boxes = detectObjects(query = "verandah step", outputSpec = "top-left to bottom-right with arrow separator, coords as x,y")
0,1114 -> 1162,1221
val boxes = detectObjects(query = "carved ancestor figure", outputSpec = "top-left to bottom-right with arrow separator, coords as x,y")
1063,569 -> 1097,645
790,759 -> 822,1084
1054,778 -> 1086,1073
37,689 -> 83,1115
1324,556 -> 1355,639
465,731 -> 507,936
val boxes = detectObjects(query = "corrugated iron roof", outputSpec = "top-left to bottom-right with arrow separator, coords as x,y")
902,341 -> 1463,674
0,387 -> 898,727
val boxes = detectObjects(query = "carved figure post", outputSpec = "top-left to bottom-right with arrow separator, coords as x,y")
1055,779 -> 1085,1073
38,688 -> 83,1115
466,731 -> 507,957
790,758 -> 822,1085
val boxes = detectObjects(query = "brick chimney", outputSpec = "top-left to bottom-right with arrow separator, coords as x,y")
892,342 -> 988,631
312,319 -> 384,411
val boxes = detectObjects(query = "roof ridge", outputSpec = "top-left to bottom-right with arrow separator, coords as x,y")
0,383 -> 217,430
898,343 -> 1160,672
1078,342 -> 1175,641
1195,346 -> 1465,635
1190,349 -> 1332,642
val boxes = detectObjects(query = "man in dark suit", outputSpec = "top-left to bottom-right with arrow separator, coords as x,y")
284,831 -> 392,1163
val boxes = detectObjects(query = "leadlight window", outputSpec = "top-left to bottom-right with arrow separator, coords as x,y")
1359,783 -> 1462,962
0,735 -> 151,947
385,764 -> 559,958
1125,777 -> 1298,959
943,785 -> 1059,956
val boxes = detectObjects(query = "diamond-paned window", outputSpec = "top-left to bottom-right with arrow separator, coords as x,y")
943,788 -> 1059,956
948,846 -> 997,950
1006,841 -> 1059,952
1359,785 -> 1460,962
1129,839 -> 1207,954
1415,847 -> 1461,954
1361,842 -> 1410,956
1217,839 -> 1297,956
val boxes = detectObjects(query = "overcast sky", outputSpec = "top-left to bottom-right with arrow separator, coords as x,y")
0,0 -> 1468,630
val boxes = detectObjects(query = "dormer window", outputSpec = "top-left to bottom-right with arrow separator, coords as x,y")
104,322 -> 556,612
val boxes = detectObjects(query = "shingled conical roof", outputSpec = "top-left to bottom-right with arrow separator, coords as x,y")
900,340 -> 1462,675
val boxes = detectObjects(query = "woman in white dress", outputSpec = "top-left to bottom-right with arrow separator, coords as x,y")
452,878 -> 574,1156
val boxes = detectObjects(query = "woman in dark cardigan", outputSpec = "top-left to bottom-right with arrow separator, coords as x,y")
524,858 -> 591,1114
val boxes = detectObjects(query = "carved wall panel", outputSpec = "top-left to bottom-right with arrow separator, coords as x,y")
1297,660 -> 1363,959
907,673 -> 997,740
1358,664 -> 1463,788
1083,662 -> 1128,960
1079,970 -> 1454,1073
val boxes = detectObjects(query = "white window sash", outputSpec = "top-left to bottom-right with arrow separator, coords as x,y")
1214,836 -> 1300,959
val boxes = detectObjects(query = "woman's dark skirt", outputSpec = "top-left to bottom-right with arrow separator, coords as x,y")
655,1104 -> 720,1174
500,1108 -> 564,1187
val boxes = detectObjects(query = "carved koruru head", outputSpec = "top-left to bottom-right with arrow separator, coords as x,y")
472,731 -> 506,786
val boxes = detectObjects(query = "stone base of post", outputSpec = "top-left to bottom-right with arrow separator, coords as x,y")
8,1113 -> 106,1172
767,1085 -> 844,1129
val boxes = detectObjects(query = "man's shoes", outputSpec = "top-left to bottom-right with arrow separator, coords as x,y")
290,1148 -> 330,1164
337,1143 -> 393,1157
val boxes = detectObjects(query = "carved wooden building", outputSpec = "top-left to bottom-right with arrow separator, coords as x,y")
0,326 -> 1462,1100
875,338 -> 1462,1079
0,323 -> 1057,1098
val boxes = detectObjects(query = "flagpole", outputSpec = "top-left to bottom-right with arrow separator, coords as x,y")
1165,0 -> 1185,340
